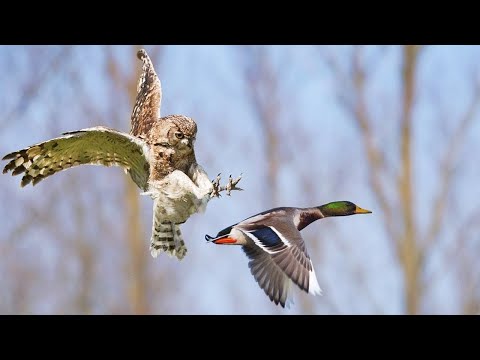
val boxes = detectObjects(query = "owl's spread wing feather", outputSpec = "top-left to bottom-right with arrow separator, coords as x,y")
130,49 -> 162,138
2,126 -> 151,190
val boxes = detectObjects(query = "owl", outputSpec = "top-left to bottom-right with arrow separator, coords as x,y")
2,48 -> 242,260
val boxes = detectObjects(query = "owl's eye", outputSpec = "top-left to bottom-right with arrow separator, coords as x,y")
175,132 -> 184,139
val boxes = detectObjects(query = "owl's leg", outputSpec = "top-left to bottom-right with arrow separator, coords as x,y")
188,165 -> 214,200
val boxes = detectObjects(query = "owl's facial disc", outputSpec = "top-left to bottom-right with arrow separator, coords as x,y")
175,134 -> 194,152
167,115 -> 197,152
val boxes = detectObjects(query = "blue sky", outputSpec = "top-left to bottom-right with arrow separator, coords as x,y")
0,45 -> 479,314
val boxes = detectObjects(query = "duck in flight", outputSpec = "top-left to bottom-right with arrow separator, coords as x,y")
206,201 -> 372,308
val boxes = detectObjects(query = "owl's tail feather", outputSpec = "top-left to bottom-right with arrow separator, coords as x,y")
150,221 -> 187,260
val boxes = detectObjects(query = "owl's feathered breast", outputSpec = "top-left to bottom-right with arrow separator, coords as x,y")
148,145 -> 194,179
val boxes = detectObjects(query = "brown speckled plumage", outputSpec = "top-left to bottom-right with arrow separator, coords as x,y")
130,49 -> 162,138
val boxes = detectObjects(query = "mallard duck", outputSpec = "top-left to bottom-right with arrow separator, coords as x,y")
205,201 -> 372,308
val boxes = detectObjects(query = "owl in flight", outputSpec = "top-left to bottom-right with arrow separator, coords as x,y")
2,48 -> 242,260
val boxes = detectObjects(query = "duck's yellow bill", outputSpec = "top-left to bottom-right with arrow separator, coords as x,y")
355,206 -> 372,214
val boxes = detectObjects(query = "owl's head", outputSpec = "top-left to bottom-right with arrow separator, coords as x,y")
162,115 -> 197,153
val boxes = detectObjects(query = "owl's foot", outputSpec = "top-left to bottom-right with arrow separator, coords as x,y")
225,173 -> 243,196
210,173 -> 222,198
210,173 -> 243,198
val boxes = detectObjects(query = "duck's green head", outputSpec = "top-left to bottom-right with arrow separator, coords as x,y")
319,201 -> 372,217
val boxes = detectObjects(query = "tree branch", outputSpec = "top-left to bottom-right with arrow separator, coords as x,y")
422,81 -> 480,250
2,46 -> 73,129
349,46 -> 397,243
241,46 -> 281,206
396,45 -> 422,314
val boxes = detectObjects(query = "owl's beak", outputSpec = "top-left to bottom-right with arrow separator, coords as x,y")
181,138 -> 191,148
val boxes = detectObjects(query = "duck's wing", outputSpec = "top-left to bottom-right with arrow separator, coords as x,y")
242,244 -> 292,307
239,222 -> 321,307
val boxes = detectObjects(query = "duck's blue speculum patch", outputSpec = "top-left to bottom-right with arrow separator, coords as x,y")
251,227 -> 282,248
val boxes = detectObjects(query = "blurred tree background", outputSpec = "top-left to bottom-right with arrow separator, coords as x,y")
0,45 -> 479,314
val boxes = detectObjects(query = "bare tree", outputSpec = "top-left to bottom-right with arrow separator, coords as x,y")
2,45 -> 478,315
237,45 -> 348,313
322,45 -> 480,314
239,46 -> 282,207
105,45 -> 164,314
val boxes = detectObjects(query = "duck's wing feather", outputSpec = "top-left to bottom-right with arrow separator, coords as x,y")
239,222 -> 321,307
242,244 -> 291,307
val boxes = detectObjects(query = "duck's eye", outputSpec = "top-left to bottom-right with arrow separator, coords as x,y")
175,132 -> 184,139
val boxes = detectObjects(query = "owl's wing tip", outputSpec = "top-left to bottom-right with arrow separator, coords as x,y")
137,49 -> 148,60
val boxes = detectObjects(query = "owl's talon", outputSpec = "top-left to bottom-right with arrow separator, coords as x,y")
231,173 -> 242,187
210,173 -> 223,198
225,174 -> 243,196
210,173 -> 243,198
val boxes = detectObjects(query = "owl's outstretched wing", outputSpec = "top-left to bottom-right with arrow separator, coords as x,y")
130,49 -> 162,138
2,126 -> 151,190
